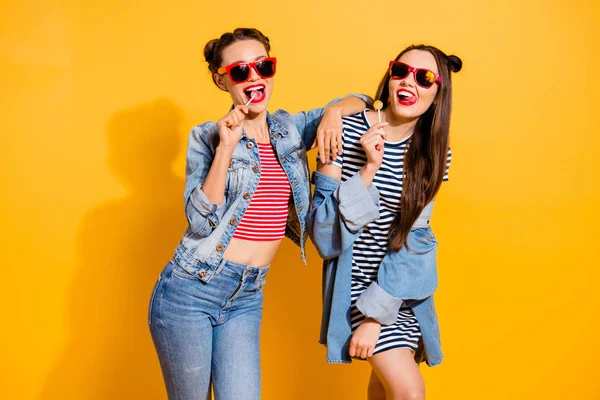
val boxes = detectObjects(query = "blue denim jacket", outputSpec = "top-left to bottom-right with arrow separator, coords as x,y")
171,95 -> 371,282
306,171 -> 443,366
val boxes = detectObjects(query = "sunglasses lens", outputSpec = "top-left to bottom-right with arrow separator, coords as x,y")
229,65 -> 250,83
390,63 -> 410,79
415,69 -> 436,88
256,60 -> 275,78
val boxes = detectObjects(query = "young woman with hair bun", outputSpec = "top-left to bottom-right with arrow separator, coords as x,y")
148,27 -> 371,400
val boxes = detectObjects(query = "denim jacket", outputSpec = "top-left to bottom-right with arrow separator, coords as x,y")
306,171 -> 443,366
171,95 -> 371,282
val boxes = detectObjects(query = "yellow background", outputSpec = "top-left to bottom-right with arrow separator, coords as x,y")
2,0 -> 599,399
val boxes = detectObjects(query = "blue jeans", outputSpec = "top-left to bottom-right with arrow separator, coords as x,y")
149,259 -> 269,400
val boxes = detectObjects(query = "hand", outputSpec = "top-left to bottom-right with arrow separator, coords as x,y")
360,122 -> 388,171
314,108 -> 343,164
349,318 -> 382,359
217,105 -> 249,148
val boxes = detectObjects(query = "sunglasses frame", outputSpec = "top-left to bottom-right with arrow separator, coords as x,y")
217,57 -> 277,84
388,61 -> 442,88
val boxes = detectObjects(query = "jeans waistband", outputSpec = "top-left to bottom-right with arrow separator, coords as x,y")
215,258 -> 270,281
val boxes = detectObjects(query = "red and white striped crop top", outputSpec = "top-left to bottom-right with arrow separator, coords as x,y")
232,142 -> 292,241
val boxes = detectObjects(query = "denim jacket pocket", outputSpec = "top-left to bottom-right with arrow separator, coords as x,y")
226,157 -> 252,197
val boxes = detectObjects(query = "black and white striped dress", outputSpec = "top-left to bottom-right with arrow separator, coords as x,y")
331,110 -> 451,355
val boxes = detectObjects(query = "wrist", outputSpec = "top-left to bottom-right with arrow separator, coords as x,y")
361,163 -> 379,176
216,143 -> 236,155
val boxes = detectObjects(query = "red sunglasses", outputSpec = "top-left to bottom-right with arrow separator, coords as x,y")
217,57 -> 277,84
388,61 -> 442,89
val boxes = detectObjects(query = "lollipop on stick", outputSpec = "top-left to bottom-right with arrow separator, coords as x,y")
245,91 -> 258,107
374,100 -> 383,123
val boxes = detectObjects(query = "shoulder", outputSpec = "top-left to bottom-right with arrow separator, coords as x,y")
271,108 -> 292,119
342,110 -> 370,131
343,109 -> 370,124
188,121 -> 219,149
341,109 -> 370,142
270,109 -> 303,140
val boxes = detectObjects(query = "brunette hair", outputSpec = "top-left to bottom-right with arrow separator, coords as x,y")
374,45 -> 462,250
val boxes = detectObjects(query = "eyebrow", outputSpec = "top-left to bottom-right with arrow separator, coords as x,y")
229,55 -> 267,65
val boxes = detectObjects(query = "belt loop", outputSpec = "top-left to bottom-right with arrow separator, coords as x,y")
215,258 -> 227,275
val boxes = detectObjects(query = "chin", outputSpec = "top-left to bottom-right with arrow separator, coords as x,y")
248,102 -> 269,113
390,104 -> 418,120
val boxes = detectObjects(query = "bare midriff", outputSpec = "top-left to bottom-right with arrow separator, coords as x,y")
222,237 -> 282,268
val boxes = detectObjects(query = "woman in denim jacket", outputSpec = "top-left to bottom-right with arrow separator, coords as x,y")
148,28 -> 371,400
307,45 -> 462,400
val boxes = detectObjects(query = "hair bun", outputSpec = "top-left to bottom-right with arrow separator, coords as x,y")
447,55 -> 462,73
204,39 -> 219,64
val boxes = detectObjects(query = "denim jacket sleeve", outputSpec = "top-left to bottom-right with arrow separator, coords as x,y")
356,230 -> 439,325
183,124 -> 227,237
292,94 -> 373,148
306,170 -> 380,260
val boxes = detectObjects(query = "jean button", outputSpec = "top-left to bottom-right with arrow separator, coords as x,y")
247,142 -> 254,149
199,269 -> 207,277
252,166 -> 259,173
243,193 -> 251,200
230,218 -> 237,225
216,244 -> 223,251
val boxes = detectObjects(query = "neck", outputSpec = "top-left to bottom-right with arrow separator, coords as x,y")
382,108 -> 418,142
243,110 -> 270,143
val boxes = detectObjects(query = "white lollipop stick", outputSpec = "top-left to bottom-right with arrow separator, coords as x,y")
245,92 -> 257,107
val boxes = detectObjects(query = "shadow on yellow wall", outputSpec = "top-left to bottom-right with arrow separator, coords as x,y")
34,97 -> 390,399
40,99 -> 186,399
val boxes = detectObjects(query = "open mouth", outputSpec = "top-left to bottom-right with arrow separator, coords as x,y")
244,84 -> 266,103
397,89 -> 417,106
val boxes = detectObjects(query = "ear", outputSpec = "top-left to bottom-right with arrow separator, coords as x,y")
214,73 -> 228,92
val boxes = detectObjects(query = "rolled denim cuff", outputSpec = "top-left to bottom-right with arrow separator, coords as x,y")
334,173 -> 380,232
312,170 -> 340,192
188,186 -> 226,227
356,282 -> 404,326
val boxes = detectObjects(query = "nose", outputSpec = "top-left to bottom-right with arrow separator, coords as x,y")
400,71 -> 416,87
247,65 -> 261,81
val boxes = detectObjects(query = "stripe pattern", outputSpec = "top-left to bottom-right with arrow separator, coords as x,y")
331,110 -> 451,355
233,142 -> 291,241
